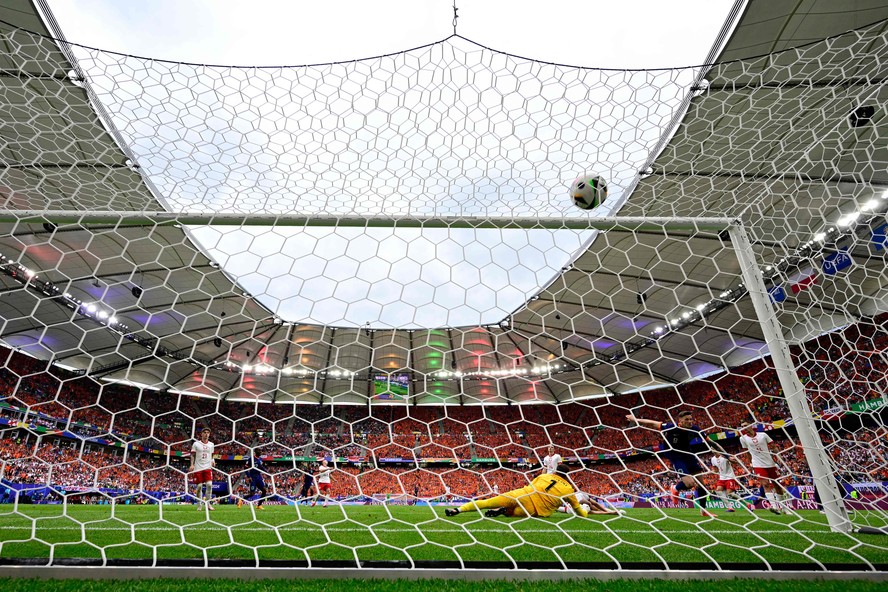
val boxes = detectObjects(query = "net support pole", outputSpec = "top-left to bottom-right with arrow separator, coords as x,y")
728,220 -> 851,533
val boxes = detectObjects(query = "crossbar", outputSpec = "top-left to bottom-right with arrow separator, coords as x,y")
0,211 -> 735,232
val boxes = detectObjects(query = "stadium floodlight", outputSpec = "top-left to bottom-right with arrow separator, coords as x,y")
836,212 -> 860,226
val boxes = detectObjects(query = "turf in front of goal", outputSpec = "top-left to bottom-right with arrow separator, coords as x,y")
1,505 -> 886,570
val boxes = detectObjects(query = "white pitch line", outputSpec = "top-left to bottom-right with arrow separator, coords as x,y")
0,525 -> 840,535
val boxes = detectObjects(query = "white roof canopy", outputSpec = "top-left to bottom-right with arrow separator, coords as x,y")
0,0 -> 886,403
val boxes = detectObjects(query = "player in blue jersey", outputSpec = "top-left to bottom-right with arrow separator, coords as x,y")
298,465 -> 316,504
626,410 -> 716,518
237,456 -> 268,509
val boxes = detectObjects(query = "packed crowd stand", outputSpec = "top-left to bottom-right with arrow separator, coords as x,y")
1,315 -> 887,501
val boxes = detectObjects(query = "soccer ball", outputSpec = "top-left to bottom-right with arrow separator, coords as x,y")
580,503 -> 591,514
570,175 -> 607,210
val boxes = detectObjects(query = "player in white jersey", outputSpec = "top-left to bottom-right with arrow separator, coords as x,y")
738,423 -> 791,514
710,452 -> 741,513
312,459 -> 333,507
542,445 -> 562,475
189,428 -> 215,511
492,483 -> 499,495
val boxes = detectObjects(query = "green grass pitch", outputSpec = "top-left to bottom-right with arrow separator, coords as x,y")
3,579 -> 888,592
0,504 -> 886,570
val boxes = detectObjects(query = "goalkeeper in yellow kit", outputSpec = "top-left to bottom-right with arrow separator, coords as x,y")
444,465 -> 601,518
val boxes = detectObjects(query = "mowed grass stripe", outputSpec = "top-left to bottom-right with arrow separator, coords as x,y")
0,506 -> 885,566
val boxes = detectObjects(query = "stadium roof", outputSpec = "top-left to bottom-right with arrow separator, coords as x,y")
0,0 -> 886,404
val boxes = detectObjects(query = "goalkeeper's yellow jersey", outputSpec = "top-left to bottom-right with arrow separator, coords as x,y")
507,473 -> 586,518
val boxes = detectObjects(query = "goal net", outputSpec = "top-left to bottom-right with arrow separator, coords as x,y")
0,10 -> 886,572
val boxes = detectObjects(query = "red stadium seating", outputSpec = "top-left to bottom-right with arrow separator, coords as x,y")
2,314 -> 887,498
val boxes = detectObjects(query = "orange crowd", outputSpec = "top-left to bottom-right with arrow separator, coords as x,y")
1,315 -> 887,499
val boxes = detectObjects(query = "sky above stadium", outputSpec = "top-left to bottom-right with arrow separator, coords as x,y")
44,0 -> 738,329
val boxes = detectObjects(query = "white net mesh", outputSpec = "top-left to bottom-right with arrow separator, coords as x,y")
0,9 -> 887,572
69,43 -> 695,217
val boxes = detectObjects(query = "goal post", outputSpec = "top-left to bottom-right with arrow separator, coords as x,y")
729,221 -> 852,533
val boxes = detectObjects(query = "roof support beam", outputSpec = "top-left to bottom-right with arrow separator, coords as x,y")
65,264 -> 217,284
0,68 -> 75,82
0,162 -> 131,170
8,224 -> 147,238
705,76 -> 887,92
489,344 -> 512,404
319,327 -> 336,404
502,329 -> 569,400
115,294 -> 245,316
560,268 -> 717,290
0,324 -> 45,339
524,301 -> 682,322
447,329 -> 464,407
368,327 -> 377,403
515,320 -> 609,345
407,329 -> 418,406
217,324 -> 281,401
87,355 -> 156,378
656,169 -> 888,188
281,324 -> 296,368
618,359 -> 680,385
